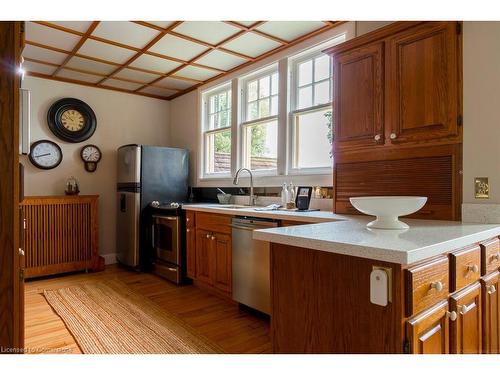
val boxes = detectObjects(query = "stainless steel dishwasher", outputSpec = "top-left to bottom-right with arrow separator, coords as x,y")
231,216 -> 278,315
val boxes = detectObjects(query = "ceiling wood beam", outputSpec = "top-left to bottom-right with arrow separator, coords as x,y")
52,21 -> 100,77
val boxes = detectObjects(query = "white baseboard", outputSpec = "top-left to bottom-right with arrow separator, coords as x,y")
101,253 -> 118,265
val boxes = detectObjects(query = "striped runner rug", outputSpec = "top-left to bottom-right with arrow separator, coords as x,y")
43,279 -> 223,354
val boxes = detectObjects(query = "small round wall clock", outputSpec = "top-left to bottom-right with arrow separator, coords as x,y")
47,98 -> 97,143
81,144 -> 102,172
28,140 -> 63,170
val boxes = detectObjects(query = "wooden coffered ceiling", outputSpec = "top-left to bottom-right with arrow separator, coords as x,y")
22,21 -> 344,101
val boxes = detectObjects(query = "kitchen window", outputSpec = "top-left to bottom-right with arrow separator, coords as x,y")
240,69 -> 279,173
202,86 -> 232,176
290,52 -> 333,172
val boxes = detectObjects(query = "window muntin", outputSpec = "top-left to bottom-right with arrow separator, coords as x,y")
203,87 -> 232,175
244,71 -> 279,122
296,54 -> 332,110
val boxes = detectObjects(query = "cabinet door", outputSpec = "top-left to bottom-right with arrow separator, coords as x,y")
195,229 -> 213,285
213,233 -> 232,294
450,282 -> 482,354
387,22 -> 459,144
186,227 -> 196,279
481,271 -> 500,354
333,42 -> 384,151
407,300 -> 450,354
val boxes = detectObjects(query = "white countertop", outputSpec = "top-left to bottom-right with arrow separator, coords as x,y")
182,203 -> 348,223
182,203 -> 500,265
253,217 -> 500,265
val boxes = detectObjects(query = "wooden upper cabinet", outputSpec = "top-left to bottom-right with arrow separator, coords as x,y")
406,300 -> 450,354
386,22 -> 460,144
333,42 -> 384,151
213,233 -> 232,294
450,282 -> 482,354
481,271 -> 500,354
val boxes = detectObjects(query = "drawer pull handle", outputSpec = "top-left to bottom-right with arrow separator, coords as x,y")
459,303 -> 475,315
206,233 -> 211,239
211,236 -> 216,240
430,281 -> 443,292
488,285 -> 497,294
186,218 -> 190,222
390,133 -> 397,140
374,134 -> 382,141
186,228 -> 190,233
446,311 -> 457,321
467,264 -> 479,273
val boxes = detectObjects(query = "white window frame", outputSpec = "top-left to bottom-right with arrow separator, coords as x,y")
201,84 -> 232,179
288,48 -> 334,176
239,66 -> 280,177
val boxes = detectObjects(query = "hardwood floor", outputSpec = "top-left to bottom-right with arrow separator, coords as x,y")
24,264 -> 271,354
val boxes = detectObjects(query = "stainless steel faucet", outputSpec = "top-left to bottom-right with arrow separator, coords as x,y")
233,168 -> 256,206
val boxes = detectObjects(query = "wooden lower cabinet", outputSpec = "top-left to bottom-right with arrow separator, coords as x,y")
213,233 -> 232,293
195,229 -> 213,285
186,227 -> 196,278
450,282 -> 482,354
481,271 -> 500,354
406,300 -> 450,354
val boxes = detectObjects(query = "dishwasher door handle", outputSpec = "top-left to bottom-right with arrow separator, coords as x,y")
230,224 -> 257,231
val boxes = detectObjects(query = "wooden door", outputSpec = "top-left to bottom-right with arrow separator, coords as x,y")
186,227 -> 196,279
481,271 -> 500,354
333,41 -> 385,151
195,229 -> 213,285
450,282 -> 482,354
406,300 -> 450,354
387,21 -> 460,144
213,233 -> 232,294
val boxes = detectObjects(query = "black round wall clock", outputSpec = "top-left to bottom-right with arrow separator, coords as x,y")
28,140 -> 63,170
47,98 -> 97,143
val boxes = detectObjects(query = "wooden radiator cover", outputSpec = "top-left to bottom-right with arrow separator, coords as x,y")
20,195 -> 99,278
335,152 -> 460,220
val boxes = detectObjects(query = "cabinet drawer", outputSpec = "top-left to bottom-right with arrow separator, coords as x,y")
450,245 -> 481,292
196,212 -> 231,234
405,255 -> 449,316
186,210 -> 195,228
481,238 -> 500,276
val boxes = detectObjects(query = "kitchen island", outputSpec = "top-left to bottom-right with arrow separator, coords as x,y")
254,218 -> 500,354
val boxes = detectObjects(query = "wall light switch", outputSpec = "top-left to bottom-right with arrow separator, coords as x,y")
475,177 -> 489,199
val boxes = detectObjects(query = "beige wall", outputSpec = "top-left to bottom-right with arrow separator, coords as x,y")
21,77 -> 170,257
463,22 -> 500,204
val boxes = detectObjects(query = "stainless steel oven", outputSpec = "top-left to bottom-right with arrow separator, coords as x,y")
152,215 -> 181,283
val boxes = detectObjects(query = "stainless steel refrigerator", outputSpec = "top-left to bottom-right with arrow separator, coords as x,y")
116,145 -> 189,268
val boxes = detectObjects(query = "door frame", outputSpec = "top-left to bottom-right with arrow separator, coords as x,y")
0,21 -> 23,351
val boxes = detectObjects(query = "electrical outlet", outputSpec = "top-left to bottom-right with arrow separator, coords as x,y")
475,177 -> 489,199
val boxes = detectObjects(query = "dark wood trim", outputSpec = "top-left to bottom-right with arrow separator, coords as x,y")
0,21 -> 22,351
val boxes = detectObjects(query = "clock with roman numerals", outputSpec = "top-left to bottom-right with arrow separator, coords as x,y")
47,98 -> 97,143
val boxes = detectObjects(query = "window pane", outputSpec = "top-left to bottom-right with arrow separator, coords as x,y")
243,121 -> 277,171
218,110 -> 229,128
248,80 -> 258,102
259,76 -> 270,98
298,60 -> 313,86
298,86 -> 312,109
205,129 -> 231,174
270,96 -> 278,116
247,101 -> 258,121
271,73 -> 279,95
209,114 -> 216,130
209,95 -> 216,114
314,55 -> 330,82
293,108 -> 332,169
314,80 -> 330,106
218,92 -> 227,111
259,98 -> 270,118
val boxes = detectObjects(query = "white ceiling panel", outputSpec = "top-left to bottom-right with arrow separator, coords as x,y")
154,77 -> 195,90
92,21 -> 159,48
130,54 -> 181,74
50,21 -> 93,33
56,68 -> 102,84
140,86 -> 177,97
65,56 -> 116,75
233,21 -> 259,27
223,32 -> 281,58
114,68 -> 160,83
195,50 -> 247,70
24,60 -> 56,75
147,21 -> 176,29
173,21 -> 240,45
149,34 -> 208,61
23,44 -> 68,65
26,22 -> 80,51
256,21 -> 325,41
78,39 -> 136,64
173,66 -> 218,81
102,78 -> 143,91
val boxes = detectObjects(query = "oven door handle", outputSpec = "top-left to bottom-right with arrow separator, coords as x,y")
153,215 -> 178,221
151,224 -> 155,247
